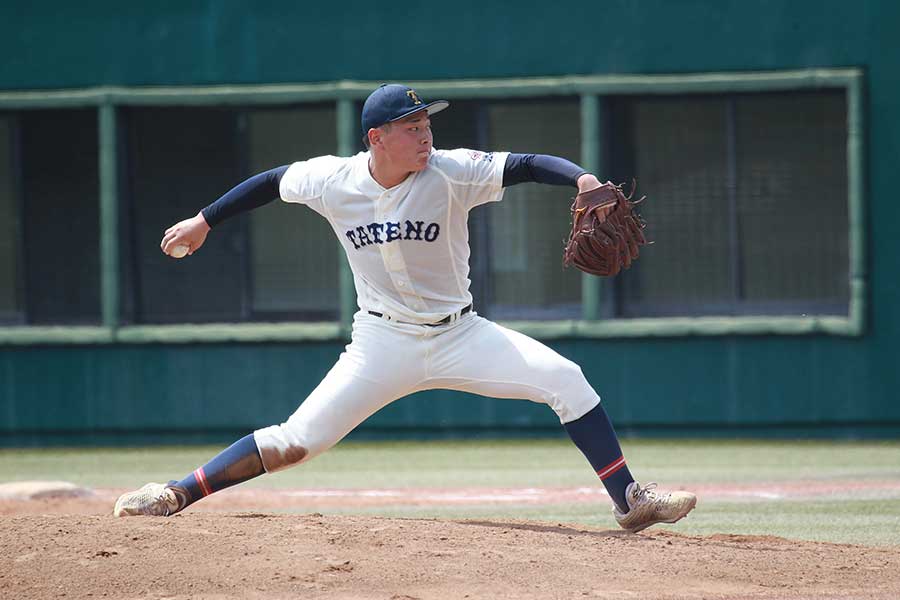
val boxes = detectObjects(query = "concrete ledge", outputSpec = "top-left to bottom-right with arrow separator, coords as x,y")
0,68 -> 862,107
0,313 -> 860,346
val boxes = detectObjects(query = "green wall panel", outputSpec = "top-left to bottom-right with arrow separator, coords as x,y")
0,344 -> 337,433
0,1 -> 883,89
1,333 -> 893,446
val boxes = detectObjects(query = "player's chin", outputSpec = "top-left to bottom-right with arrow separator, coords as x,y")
411,153 -> 431,170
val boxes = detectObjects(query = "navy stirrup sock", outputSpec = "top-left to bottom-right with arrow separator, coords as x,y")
563,402 -> 635,513
169,433 -> 265,512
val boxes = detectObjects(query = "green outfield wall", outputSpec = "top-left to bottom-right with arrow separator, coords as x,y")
1,334 -> 896,446
2,1 -> 899,445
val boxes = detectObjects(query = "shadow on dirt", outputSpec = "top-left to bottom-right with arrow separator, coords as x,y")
455,519 -> 642,540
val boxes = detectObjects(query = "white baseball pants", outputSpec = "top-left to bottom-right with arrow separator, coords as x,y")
254,311 -> 601,472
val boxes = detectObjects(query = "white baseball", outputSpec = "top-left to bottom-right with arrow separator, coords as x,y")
169,244 -> 190,259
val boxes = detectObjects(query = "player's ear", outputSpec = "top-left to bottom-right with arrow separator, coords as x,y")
367,128 -> 381,148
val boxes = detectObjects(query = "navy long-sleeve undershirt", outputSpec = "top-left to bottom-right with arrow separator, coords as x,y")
200,165 -> 289,227
501,153 -> 588,188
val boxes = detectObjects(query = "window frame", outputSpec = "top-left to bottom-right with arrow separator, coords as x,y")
0,69 -> 865,345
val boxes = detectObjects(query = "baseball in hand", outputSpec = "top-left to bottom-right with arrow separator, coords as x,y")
168,244 -> 190,259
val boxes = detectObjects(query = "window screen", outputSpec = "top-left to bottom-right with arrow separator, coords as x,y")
245,105 -> 339,321
123,105 -> 341,324
124,107 -> 244,324
0,116 -> 21,323
611,90 -> 848,317
20,109 -> 101,324
735,93 -> 848,309
486,98 -> 582,320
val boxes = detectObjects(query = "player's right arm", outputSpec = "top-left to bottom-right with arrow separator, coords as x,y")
160,166 -> 289,257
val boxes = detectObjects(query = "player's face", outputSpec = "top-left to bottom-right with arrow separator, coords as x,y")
379,110 -> 433,171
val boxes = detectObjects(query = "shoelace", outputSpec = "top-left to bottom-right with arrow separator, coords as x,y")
635,482 -> 672,506
152,487 -> 173,516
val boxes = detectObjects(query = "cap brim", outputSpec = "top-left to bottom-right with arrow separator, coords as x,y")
388,100 -> 450,123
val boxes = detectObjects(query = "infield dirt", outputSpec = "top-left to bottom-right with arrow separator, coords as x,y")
2,491 -> 899,600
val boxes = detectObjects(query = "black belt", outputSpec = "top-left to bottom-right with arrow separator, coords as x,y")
368,304 -> 472,327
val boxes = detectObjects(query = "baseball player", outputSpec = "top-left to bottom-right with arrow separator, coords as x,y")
114,84 -> 697,532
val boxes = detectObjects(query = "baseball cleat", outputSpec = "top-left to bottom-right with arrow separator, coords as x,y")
613,482 -> 697,533
113,482 -> 182,517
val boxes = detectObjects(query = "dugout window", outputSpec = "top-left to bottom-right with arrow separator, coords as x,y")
0,116 -> 22,323
486,98 -> 583,320
0,109 -> 102,325
244,105 -> 339,321
607,90 -> 849,317
123,107 -> 245,324
121,104 -> 340,324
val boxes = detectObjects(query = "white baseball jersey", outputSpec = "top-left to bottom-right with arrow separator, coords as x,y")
279,148 -> 510,324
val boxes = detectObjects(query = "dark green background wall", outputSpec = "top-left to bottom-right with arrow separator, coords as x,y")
2,1 -> 897,87
2,1 -> 899,444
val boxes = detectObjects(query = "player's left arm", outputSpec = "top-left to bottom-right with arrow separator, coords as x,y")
502,153 -> 601,194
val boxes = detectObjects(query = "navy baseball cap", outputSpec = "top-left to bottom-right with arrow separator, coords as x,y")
361,84 -> 449,139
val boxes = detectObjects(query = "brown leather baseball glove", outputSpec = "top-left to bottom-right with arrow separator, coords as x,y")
563,181 -> 647,277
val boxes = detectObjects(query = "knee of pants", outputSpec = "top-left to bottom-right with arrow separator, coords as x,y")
253,423 -> 313,473
545,359 -> 602,424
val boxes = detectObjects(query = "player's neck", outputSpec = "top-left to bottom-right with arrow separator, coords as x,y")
368,154 -> 413,189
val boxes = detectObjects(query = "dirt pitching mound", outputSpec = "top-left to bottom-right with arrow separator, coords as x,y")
2,513 -> 898,600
